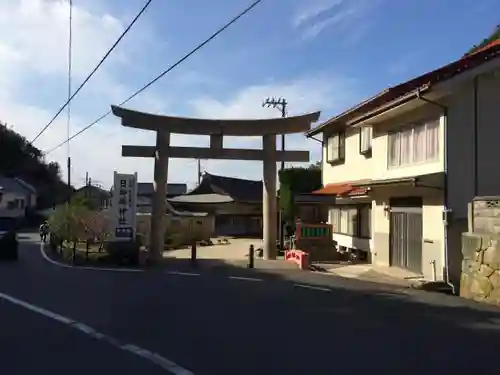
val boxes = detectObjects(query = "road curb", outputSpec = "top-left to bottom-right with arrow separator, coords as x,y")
39,245 -> 145,273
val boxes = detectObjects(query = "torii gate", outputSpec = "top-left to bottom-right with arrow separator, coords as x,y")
111,105 -> 321,263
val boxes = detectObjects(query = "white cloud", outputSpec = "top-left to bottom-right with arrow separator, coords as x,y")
0,0 -> 125,81
189,75 -> 357,180
0,0 -> 360,191
0,0 -> 162,188
293,0 -> 344,27
292,0 -> 379,41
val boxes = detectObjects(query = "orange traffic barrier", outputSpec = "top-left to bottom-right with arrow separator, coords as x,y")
284,249 -> 309,270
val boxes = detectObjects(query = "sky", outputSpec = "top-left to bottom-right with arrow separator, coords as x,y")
1,0 -> 499,190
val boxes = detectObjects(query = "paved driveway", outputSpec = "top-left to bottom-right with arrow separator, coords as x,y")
1,234 -> 500,375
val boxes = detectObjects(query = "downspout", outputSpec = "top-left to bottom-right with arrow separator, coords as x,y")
307,134 -> 326,224
473,76 -> 479,197
416,90 -> 456,295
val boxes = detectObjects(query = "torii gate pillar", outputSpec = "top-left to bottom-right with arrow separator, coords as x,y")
262,134 -> 277,260
150,129 -> 170,263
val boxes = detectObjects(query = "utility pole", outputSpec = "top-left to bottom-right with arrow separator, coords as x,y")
197,159 -> 202,186
262,97 -> 287,170
262,97 -> 287,250
85,172 -> 89,198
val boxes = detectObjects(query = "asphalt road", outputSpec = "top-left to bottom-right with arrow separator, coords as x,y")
2,234 -> 500,375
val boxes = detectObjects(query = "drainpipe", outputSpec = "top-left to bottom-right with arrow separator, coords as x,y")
416,90 -> 456,295
473,76 -> 479,197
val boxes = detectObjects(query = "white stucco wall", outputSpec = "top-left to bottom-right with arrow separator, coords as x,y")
322,104 -> 445,186
319,61 -> 500,282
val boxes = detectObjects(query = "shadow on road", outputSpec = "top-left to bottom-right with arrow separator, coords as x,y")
4,242 -> 500,375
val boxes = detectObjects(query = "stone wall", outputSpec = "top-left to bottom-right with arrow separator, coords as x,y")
461,197 -> 500,304
461,233 -> 500,303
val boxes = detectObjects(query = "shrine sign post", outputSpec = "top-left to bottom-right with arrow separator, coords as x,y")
111,105 -> 321,263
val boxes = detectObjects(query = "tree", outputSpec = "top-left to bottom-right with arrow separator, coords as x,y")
49,201 -> 111,241
308,160 -> 321,169
0,121 -> 73,208
48,202 -> 90,244
279,166 -> 322,222
467,24 -> 500,54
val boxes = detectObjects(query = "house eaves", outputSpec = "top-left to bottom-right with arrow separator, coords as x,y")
306,41 -> 500,137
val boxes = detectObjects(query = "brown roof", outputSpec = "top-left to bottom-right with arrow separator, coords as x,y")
312,181 -> 369,197
187,172 -> 262,202
307,40 -> 500,137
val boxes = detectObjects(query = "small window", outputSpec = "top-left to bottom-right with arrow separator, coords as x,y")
326,132 -> 345,164
359,126 -> 372,155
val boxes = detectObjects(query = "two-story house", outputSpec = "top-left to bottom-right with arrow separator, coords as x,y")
307,41 -> 500,286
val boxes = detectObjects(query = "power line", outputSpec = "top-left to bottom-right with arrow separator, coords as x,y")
67,0 -> 73,197
67,0 -> 73,159
44,0 -> 263,155
31,0 -> 155,144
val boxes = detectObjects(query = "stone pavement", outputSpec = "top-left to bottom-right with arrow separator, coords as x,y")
163,238 -> 262,260
164,239 -> 425,288
311,262 -> 423,287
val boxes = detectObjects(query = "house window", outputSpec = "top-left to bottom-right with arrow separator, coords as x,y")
329,204 -> 371,238
359,126 -> 373,155
326,132 -> 345,164
388,118 -> 439,167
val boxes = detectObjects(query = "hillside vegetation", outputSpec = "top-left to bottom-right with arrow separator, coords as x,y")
468,24 -> 500,54
0,122 -> 73,208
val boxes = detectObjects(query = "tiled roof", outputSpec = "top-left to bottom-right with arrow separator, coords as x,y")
466,39 -> 500,56
308,40 -> 500,136
168,193 -> 234,204
312,181 -> 369,197
0,175 -> 36,195
187,172 -> 262,202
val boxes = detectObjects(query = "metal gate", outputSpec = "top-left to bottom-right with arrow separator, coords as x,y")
389,199 -> 423,274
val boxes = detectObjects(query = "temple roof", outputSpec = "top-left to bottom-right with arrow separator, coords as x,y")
188,173 -> 262,202
168,193 -> 234,205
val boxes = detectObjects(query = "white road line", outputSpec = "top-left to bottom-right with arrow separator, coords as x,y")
0,292 -> 74,324
0,292 -> 194,375
228,276 -> 262,282
294,284 -> 331,292
40,244 -> 144,272
167,271 -> 200,277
